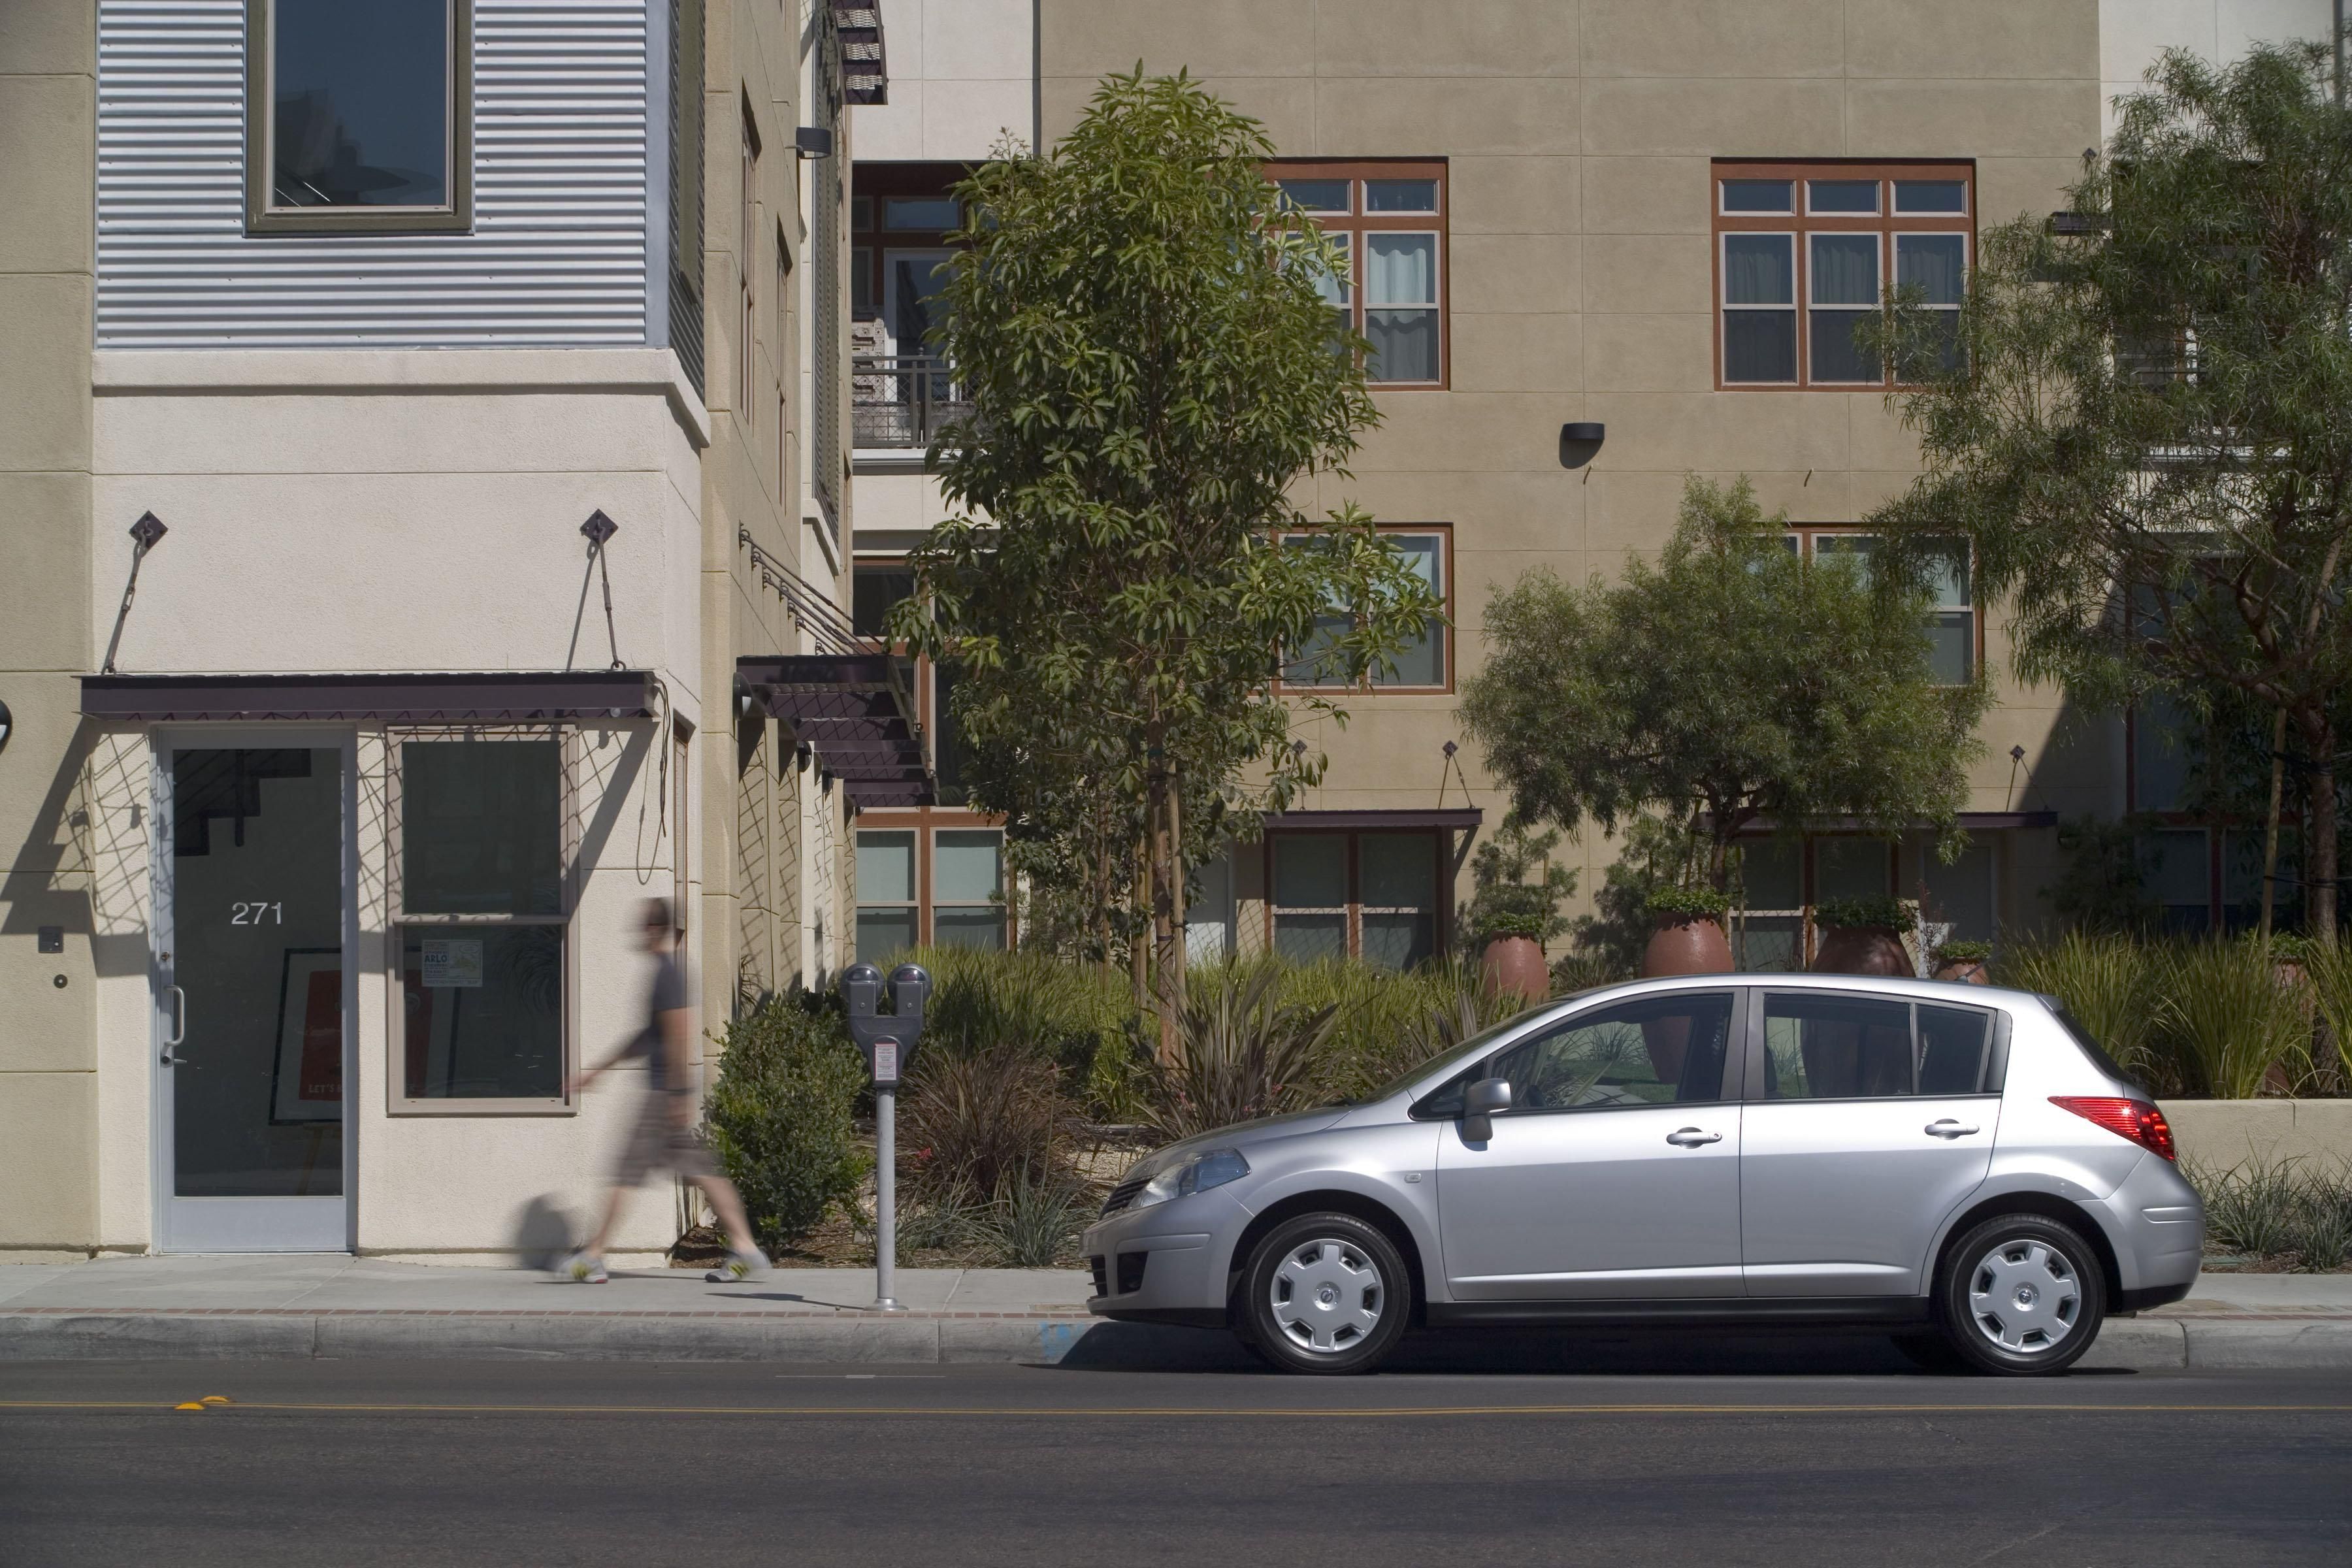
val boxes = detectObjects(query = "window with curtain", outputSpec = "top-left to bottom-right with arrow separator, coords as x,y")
1267,161 -> 1447,386
1714,163 -> 1971,389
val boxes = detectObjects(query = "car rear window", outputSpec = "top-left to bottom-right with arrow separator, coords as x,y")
2046,1001 -> 2146,1091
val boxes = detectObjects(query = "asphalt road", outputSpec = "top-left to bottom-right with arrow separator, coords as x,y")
5,1335 -> 2349,1567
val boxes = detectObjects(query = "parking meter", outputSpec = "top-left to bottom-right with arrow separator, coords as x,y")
842,962 -> 930,1311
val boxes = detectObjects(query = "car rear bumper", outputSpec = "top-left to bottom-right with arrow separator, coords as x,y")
2087,1154 -> 2205,1297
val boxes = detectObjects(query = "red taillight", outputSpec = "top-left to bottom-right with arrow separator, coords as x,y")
2050,1096 -> 2177,1161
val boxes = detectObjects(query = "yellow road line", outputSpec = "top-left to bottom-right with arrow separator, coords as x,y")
5,1399 -> 2351,1418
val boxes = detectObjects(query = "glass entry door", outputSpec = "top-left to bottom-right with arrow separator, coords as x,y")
155,743 -> 350,1251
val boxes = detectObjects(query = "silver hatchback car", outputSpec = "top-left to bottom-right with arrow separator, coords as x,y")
1084,973 -> 2201,1375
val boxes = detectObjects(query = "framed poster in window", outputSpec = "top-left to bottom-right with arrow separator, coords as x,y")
270,947 -> 344,1124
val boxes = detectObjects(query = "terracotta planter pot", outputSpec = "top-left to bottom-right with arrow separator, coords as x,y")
1480,936 -> 1548,1004
1639,916 -> 1732,1085
1931,960 -> 1990,985
1812,924 -> 1912,976
1642,914 -> 1732,979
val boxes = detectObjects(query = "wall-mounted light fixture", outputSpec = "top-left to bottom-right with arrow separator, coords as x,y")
795,127 -> 835,159
1558,422 -> 1606,469
0,697 -> 12,755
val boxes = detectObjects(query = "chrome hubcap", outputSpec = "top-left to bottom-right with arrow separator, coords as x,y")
1967,1237 -> 2082,1355
1270,1238 -> 1384,1355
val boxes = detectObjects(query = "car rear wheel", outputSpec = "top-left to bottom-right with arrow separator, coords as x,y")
1935,1214 -> 2106,1376
1237,1213 -> 1411,1376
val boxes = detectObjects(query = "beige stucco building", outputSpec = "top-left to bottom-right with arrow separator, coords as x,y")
0,0 -> 910,1262
845,0 -> 2339,970
3,2 -> 2335,1264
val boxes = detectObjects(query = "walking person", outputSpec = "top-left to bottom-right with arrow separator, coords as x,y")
560,898 -> 767,1283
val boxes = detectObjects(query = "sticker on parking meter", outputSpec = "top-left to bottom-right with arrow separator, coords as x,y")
872,1038 -> 899,1084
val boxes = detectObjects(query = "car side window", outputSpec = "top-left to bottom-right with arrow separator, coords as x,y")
1760,993 -> 1996,1100
1482,991 -> 1737,1111
1917,1003 -> 1992,1094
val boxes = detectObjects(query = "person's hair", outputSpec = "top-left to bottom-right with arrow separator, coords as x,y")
641,896 -> 673,932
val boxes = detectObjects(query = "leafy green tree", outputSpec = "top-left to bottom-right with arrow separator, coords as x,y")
1463,476 -> 1987,892
892,71 -> 1439,1034
1865,41 -> 2352,941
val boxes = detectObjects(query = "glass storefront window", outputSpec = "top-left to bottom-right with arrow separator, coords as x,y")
395,737 -> 566,1103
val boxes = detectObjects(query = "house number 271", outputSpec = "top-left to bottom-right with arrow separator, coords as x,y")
231,902 -> 284,925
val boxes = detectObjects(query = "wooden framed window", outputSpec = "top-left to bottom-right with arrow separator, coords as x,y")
1279,526 -> 1452,693
1713,162 -> 1972,389
1266,830 -> 1445,969
1784,526 -> 1978,685
1268,160 -> 1448,388
739,100 -> 761,417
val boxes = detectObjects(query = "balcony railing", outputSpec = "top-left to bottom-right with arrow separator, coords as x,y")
852,354 -> 970,449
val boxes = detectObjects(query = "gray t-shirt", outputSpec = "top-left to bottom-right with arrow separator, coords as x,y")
629,951 -> 689,1092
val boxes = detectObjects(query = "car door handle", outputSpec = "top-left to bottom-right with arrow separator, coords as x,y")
1925,1119 -> 1980,1139
1666,1127 -> 1722,1147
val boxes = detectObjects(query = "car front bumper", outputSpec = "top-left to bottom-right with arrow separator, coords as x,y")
1081,1185 -> 1252,1327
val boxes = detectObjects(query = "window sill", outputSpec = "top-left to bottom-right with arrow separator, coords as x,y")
245,208 -> 474,237
388,1100 -> 576,1117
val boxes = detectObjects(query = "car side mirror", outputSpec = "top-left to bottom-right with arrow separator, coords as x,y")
1462,1077 -> 1512,1142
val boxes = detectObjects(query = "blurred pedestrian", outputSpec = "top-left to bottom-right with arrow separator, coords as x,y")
559,898 -> 766,1283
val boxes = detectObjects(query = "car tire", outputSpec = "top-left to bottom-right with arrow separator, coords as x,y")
1935,1214 -> 2106,1377
1236,1213 -> 1411,1376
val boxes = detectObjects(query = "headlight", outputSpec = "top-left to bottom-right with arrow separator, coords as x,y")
1130,1148 -> 1250,1211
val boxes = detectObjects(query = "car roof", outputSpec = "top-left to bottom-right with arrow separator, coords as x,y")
1544,971 -> 2046,1011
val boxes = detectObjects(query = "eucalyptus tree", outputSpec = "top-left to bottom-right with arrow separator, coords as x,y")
1464,477 -> 1987,891
1866,41 -> 2352,939
891,70 -> 1437,1028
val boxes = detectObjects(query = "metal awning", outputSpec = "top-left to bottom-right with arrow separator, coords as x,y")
1260,808 -> 1484,831
738,653 -> 934,808
78,670 -> 660,723
1725,811 -> 2060,834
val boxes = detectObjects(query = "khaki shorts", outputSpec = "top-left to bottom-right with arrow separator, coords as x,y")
613,1094 -> 719,1186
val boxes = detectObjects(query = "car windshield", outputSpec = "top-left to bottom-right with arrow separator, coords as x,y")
1334,997 -> 1573,1107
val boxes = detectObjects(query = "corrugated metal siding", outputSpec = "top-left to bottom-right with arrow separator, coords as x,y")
97,0 -> 649,348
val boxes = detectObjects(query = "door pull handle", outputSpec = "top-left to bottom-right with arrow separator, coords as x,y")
1666,1127 -> 1723,1147
165,985 -> 186,1047
1925,1120 -> 1980,1139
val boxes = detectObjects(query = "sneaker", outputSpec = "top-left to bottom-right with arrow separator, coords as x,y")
561,1252 -> 608,1284
709,1247 -> 768,1282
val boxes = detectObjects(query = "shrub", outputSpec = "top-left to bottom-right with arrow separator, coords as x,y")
2294,939 -> 2352,1096
1256,955 -> 1520,1103
975,1167 -> 1096,1267
1814,895 -> 1913,933
896,943 -> 1139,1090
1932,938 -> 1993,964
2156,939 -> 2312,1098
902,1045 -> 1077,1201
704,998 -> 870,1251
2188,1155 -> 2352,1271
1646,884 -> 1730,919
1456,817 -> 1576,948
1995,930 -> 2166,1085
1151,964 -> 1342,1140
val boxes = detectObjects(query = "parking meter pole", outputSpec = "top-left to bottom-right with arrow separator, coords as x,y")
874,1083 -> 901,1311
841,960 -> 926,1317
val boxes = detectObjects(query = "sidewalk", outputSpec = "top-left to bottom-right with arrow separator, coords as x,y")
1,1254 -> 2347,1367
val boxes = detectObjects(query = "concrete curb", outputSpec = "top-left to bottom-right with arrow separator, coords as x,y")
4,1309 -> 2349,1368
0,1311 -> 1111,1364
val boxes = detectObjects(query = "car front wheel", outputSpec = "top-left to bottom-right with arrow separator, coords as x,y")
1935,1214 -> 2106,1376
1237,1213 -> 1411,1375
